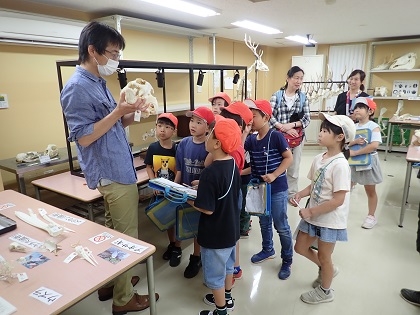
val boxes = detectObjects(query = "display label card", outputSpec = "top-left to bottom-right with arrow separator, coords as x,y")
111,238 -> 148,254
29,287 -> 62,305
63,252 -> 78,264
0,296 -> 17,315
0,203 -> 15,211
19,252 -> 50,269
17,272 -> 28,282
9,233 -> 44,249
89,232 -> 114,244
39,155 -> 51,164
98,246 -> 130,264
49,212 -> 85,225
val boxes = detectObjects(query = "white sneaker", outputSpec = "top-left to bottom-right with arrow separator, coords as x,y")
312,265 -> 339,288
301,286 -> 334,304
361,215 -> 377,229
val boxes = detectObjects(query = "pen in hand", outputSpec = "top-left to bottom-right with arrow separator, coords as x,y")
292,198 -> 303,210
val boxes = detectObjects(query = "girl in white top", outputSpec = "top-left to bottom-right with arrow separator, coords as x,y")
349,97 -> 383,229
291,113 -> 355,305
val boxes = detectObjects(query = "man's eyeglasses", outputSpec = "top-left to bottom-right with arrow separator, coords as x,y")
105,49 -> 121,60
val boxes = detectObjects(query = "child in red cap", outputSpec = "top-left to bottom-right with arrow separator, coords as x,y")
349,97 -> 383,229
188,117 -> 242,315
244,99 -> 294,280
209,92 -> 232,115
176,106 -> 215,278
145,113 -> 180,266
220,102 -> 254,281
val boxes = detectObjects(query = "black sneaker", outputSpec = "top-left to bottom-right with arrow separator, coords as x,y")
162,243 -> 175,260
199,310 -> 224,315
203,293 -> 235,311
401,288 -> 420,306
240,230 -> 249,239
184,254 -> 201,278
169,247 -> 182,267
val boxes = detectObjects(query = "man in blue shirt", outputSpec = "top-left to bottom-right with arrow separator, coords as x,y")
60,21 -> 158,314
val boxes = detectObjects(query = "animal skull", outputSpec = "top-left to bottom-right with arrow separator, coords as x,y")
44,144 -> 59,159
374,86 -> 388,97
412,129 -> 420,146
389,52 -> 417,70
121,78 -> 159,118
16,151 -> 39,163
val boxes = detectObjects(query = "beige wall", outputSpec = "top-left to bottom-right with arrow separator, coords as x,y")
0,34 -> 359,187
0,3 -> 379,187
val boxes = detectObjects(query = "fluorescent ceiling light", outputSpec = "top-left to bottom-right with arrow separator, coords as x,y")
140,0 -> 220,17
231,20 -> 282,35
285,35 -> 317,45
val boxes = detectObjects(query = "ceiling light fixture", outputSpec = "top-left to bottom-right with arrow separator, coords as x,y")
140,0 -> 220,17
231,20 -> 282,35
285,34 -> 317,46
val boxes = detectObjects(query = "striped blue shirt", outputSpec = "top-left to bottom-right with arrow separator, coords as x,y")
244,130 -> 289,192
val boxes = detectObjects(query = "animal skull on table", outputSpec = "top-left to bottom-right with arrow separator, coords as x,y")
44,144 -> 59,158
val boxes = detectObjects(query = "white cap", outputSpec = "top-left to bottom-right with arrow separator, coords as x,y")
319,113 -> 356,143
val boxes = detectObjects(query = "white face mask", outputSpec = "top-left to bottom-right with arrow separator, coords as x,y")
95,55 -> 119,76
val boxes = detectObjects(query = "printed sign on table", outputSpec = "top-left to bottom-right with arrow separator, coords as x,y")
29,287 -> 62,305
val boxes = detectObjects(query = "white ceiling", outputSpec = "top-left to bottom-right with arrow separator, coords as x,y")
25,0 -> 420,47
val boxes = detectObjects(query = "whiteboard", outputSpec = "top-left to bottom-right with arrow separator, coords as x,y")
292,55 -> 325,111
292,55 -> 325,81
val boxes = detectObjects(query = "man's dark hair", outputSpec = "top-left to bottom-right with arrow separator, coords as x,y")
78,21 -> 125,63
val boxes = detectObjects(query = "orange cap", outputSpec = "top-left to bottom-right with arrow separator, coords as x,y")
244,98 -> 273,117
222,102 -> 253,125
355,97 -> 377,111
213,116 -> 242,154
186,106 -> 215,124
208,92 -> 231,105
157,112 -> 178,128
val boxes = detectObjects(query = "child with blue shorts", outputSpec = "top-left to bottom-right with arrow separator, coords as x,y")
188,116 -> 242,315
292,114 -> 355,304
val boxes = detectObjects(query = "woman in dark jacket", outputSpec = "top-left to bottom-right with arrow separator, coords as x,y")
334,69 -> 369,117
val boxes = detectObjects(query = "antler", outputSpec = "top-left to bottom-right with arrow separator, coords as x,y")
244,33 -> 261,59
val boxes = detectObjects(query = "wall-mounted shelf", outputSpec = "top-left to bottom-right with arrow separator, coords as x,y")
370,69 -> 420,73
373,96 -> 420,100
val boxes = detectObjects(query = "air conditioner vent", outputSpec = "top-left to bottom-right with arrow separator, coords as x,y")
0,10 -> 85,49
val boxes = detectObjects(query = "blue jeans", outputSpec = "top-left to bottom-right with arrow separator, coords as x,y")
258,189 -> 293,261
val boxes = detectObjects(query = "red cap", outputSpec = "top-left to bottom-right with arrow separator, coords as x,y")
355,97 -> 377,111
213,116 -> 242,154
208,92 -> 231,105
222,101 -> 253,125
244,98 -> 272,117
186,106 -> 215,124
157,113 -> 178,128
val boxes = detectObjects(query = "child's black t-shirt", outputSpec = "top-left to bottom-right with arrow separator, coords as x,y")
195,159 -> 241,249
